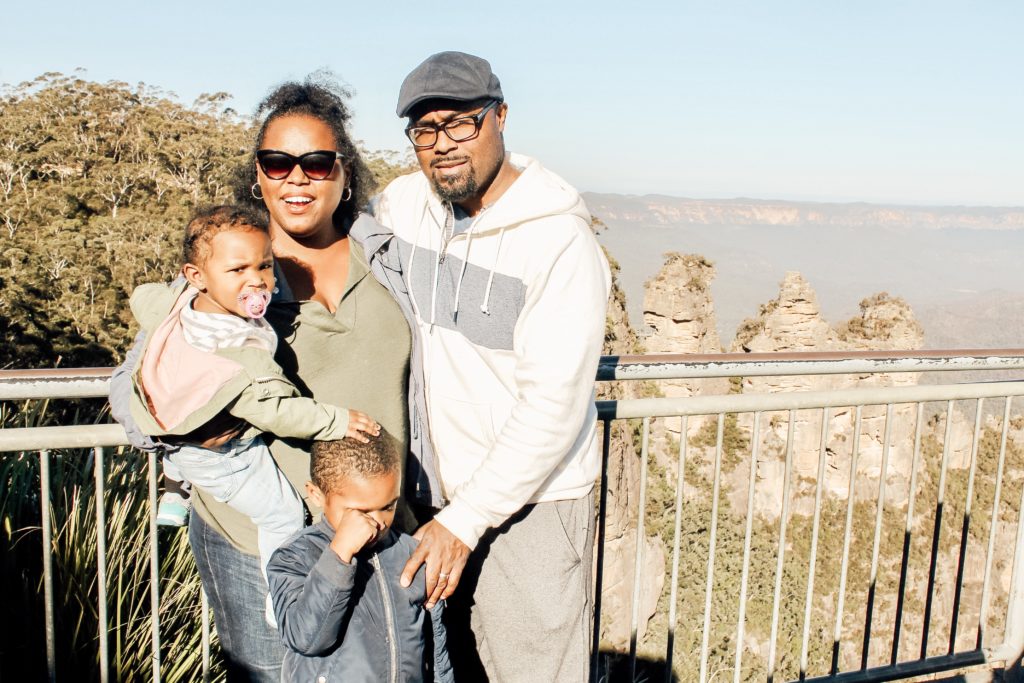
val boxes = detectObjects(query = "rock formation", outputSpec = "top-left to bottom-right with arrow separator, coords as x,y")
727,273 -> 977,519
733,271 -> 840,356
643,253 -> 722,358
642,253 -> 731,460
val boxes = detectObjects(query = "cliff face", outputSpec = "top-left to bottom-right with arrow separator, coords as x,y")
598,248 -> 665,650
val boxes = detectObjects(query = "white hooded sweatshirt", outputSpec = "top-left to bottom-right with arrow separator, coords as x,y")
355,153 -> 611,549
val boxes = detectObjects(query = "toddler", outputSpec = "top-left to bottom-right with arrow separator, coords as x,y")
127,205 -> 379,621
268,431 -> 452,682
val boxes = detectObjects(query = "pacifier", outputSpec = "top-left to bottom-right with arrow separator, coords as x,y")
238,290 -> 272,319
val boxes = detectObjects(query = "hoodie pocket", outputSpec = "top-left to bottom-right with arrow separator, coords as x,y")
429,395 -> 496,459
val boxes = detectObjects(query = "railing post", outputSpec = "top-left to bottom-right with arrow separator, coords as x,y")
766,411 -> 796,683
148,450 -> 162,682
980,398 -> 1013,652
698,413 -> 726,683
665,415 -> 688,681
628,418 -> 650,681
996,447 -> 1024,665
40,449 -> 56,683
734,412 -> 761,683
201,588 -> 211,683
93,447 -> 110,683
590,420 -> 612,683
863,404 -> 895,669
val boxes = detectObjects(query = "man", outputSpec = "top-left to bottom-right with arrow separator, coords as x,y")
352,51 -> 610,682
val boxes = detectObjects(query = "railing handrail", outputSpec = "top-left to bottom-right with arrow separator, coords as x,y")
0,424 -> 130,452
598,379 -> 1024,420
5,349 -> 1024,401
6,378 -> 1024,453
0,367 -> 113,400
598,349 -> 1024,381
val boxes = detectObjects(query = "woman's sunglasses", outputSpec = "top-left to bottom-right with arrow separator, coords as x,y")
256,150 -> 344,181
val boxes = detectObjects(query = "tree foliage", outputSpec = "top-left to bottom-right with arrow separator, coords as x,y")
0,72 -> 414,369
0,73 -> 253,368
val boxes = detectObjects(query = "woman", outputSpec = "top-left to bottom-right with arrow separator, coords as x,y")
111,77 -> 411,681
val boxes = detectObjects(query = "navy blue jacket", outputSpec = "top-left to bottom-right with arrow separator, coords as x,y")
268,520 -> 453,683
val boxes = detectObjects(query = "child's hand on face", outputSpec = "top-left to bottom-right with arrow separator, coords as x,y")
329,508 -> 381,564
345,410 -> 380,444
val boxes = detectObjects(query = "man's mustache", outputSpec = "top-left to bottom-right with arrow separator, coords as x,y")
430,155 -> 471,169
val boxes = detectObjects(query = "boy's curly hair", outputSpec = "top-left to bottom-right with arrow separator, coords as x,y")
182,204 -> 269,266
311,429 -> 401,494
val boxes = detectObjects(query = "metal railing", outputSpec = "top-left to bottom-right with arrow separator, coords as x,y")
3,350 -> 1024,682
0,439 -> 212,683
591,350 -> 1024,682
2,369 -> 204,683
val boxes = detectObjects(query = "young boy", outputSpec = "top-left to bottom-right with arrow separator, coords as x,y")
126,205 -> 379,622
268,432 -> 453,683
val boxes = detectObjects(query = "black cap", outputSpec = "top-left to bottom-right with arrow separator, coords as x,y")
397,51 -> 503,118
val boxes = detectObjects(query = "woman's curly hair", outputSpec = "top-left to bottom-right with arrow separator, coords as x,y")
236,72 -> 374,234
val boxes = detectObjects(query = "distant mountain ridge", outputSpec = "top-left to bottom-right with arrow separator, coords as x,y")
583,192 -> 1024,230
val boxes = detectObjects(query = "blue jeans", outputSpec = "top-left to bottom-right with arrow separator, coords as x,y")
173,437 -> 302,581
189,511 -> 284,682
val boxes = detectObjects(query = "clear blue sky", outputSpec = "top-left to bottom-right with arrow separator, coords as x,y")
3,1 -> 1021,206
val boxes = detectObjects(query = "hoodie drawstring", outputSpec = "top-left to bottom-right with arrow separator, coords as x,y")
479,226 -> 506,315
428,249 -> 442,331
409,202 -> 506,325
452,227 -> 476,322
405,217 -> 425,323
426,203 -> 455,331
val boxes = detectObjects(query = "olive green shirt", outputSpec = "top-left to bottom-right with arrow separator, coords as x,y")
192,239 -> 412,554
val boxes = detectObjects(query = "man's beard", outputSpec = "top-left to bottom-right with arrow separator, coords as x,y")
430,157 -> 480,204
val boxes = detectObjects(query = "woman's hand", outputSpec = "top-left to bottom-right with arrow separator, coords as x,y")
345,410 -> 381,443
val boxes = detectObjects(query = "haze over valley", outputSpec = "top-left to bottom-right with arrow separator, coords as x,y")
588,192 -> 1024,349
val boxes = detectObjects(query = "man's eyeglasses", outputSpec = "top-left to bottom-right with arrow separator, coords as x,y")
405,101 -> 500,150
256,150 -> 344,181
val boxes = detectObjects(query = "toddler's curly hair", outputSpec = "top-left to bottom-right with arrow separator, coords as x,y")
182,204 -> 268,266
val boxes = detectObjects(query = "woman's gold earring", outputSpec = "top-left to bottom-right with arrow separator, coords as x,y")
341,186 -> 353,202
251,183 -> 264,200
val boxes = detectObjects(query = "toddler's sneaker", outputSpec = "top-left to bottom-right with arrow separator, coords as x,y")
156,491 -> 191,527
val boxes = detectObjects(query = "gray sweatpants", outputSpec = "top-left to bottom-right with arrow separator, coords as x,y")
446,492 -> 595,683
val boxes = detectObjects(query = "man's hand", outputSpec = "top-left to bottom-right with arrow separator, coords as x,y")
401,520 -> 470,609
